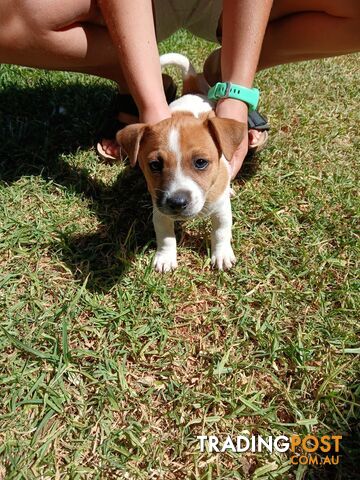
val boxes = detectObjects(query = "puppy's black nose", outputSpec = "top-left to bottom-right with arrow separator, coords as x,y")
166,192 -> 190,211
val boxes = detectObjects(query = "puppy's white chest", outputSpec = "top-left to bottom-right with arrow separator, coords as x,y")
169,94 -> 215,117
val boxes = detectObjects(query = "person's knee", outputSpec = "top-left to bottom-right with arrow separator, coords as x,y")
0,1 -> 32,52
322,0 -> 360,18
0,0 -> 62,62
338,1 -> 360,47
339,0 -> 360,18
17,0 -> 56,35
0,0 -> 51,46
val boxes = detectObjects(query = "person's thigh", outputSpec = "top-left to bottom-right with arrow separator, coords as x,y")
0,0 -> 108,66
270,0 -> 360,21
0,0 -> 103,42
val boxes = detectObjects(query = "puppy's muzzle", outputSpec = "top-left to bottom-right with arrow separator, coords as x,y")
157,190 -> 193,216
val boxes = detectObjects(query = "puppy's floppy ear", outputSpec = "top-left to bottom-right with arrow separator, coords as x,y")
116,123 -> 147,166
207,117 -> 246,161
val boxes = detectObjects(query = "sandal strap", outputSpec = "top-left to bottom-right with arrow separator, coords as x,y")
248,110 -> 270,131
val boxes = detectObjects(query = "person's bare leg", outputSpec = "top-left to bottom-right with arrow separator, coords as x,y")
0,0 -> 160,157
260,0 -> 360,69
0,0 -> 127,86
204,0 -> 360,150
205,0 -> 360,81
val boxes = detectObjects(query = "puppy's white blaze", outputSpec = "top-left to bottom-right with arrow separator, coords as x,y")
168,127 -> 182,164
168,135 -> 205,214
166,126 -> 206,215
170,169 -> 205,216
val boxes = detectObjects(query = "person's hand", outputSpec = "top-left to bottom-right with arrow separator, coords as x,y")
215,98 -> 249,179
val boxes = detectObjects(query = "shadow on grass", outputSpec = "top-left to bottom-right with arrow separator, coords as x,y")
54,163 -> 155,292
305,419 -> 360,480
0,82 -> 106,174
0,82 -> 156,291
0,80 -> 260,291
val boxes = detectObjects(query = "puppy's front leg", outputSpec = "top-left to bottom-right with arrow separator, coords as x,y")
153,207 -> 177,272
210,195 -> 236,270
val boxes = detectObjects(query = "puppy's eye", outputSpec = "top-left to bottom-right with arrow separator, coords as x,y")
193,158 -> 209,170
149,157 -> 163,173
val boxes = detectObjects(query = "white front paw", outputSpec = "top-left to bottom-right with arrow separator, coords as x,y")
211,245 -> 236,270
153,250 -> 178,272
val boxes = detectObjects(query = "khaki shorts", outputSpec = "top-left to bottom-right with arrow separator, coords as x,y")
153,0 -> 222,42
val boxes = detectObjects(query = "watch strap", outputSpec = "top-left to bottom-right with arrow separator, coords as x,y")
208,82 -> 259,111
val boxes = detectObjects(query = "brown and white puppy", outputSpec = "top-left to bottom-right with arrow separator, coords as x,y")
117,53 -> 245,272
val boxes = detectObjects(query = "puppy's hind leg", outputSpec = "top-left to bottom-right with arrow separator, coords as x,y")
153,208 -> 177,272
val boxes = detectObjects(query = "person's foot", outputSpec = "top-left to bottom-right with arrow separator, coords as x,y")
98,139 -> 120,160
97,112 -> 139,161
248,127 -> 269,153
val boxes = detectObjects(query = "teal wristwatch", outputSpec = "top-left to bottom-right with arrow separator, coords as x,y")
208,82 -> 259,111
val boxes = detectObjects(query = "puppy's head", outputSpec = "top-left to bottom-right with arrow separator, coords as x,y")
117,112 -> 245,219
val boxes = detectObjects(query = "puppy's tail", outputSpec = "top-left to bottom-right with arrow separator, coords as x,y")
160,53 -> 209,95
160,53 -> 197,78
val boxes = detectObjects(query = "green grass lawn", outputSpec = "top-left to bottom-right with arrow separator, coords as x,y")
0,30 -> 359,479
